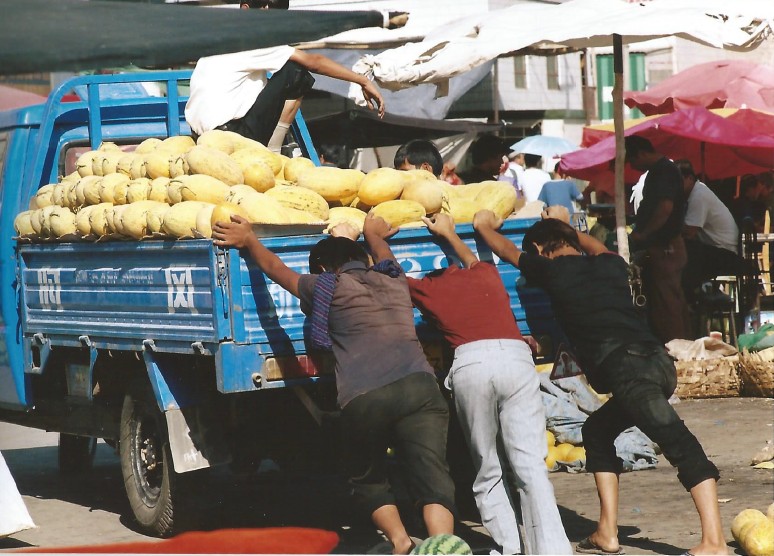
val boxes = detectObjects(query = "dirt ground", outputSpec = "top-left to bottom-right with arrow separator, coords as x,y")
0,396 -> 771,555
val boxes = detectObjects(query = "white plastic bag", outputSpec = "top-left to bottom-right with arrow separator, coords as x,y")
0,451 -> 35,538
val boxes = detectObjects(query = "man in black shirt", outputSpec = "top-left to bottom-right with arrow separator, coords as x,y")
473,206 -> 727,556
626,135 -> 691,342
458,134 -> 511,185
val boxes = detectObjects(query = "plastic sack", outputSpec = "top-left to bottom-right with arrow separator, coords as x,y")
0,451 -> 35,538
538,373 -> 659,473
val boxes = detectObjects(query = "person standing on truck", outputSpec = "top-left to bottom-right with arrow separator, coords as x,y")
185,0 -> 386,153
211,215 -> 456,555
472,206 -> 728,556
363,212 -> 572,556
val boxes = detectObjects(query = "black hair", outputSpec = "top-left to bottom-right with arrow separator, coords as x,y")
394,139 -> 443,176
241,0 -> 289,9
624,135 -> 654,161
673,159 -> 696,179
308,236 -> 369,274
522,218 -> 582,256
740,174 -> 759,195
470,134 -> 510,166
318,144 -> 345,168
524,153 -> 542,168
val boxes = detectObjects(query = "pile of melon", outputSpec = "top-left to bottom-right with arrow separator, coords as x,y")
731,503 -> 774,556
14,131 -> 524,242
545,429 -> 586,472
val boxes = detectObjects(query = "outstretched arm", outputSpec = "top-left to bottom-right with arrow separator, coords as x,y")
473,210 -> 523,267
363,213 -> 399,263
212,215 -> 300,297
423,213 -> 478,268
289,50 -> 385,118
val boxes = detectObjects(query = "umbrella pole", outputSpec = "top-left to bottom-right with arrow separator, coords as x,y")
613,34 -> 630,263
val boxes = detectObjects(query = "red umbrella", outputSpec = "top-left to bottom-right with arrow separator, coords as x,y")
560,106 -> 774,182
624,59 -> 774,116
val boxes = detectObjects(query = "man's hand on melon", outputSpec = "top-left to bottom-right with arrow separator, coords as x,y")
212,214 -> 255,249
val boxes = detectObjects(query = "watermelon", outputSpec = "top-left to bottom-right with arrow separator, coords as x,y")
411,534 -> 472,555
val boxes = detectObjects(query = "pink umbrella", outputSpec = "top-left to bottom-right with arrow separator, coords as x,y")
560,106 -> 774,182
624,59 -> 774,116
0,84 -> 46,111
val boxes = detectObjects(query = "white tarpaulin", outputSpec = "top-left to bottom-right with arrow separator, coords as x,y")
349,0 -> 774,101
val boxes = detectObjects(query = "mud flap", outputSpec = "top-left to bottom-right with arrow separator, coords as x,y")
165,406 -> 231,474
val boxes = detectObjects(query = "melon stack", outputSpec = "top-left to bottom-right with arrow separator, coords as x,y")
730,504 -> 774,556
16,132 -> 525,242
545,429 -> 586,472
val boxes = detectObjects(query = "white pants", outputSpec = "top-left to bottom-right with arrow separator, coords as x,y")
448,339 -> 572,555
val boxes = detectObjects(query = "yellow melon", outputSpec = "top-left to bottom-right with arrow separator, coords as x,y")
744,518 -> 774,556
546,430 -> 556,448
282,156 -> 315,183
554,443 -> 575,461
359,167 -> 407,205
732,509 -> 768,544
210,202 -> 249,228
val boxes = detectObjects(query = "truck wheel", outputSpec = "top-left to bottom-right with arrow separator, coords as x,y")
119,388 -> 176,537
58,434 -> 97,474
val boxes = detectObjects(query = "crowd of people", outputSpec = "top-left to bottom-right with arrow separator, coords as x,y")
183,11 -> 744,551
204,133 -> 729,555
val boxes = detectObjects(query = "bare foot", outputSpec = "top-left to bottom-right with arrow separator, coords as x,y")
582,531 -> 621,554
685,542 -> 729,555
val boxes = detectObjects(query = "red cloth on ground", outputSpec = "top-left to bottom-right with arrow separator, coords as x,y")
408,262 -> 523,349
16,527 -> 339,554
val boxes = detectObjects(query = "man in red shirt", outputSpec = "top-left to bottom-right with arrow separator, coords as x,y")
363,213 -> 571,556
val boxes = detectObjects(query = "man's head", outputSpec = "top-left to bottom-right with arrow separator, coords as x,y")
522,218 -> 582,258
394,139 -> 443,177
674,159 -> 697,193
240,0 -> 289,9
524,154 -> 542,169
740,174 -> 767,200
470,134 -> 511,175
309,236 -> 369,274
624,135 -> 656,171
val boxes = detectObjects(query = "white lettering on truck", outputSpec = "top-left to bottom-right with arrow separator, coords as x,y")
164,268 -> 197,313
37,269 -> 62,309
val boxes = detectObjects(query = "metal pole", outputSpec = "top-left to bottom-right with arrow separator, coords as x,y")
613,34 -> 630,262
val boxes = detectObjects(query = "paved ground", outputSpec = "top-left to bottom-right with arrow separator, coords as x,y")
0,396 -> 771,554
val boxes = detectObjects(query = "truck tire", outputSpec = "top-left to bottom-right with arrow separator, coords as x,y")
58,433 -> 97,474
119,387 -> 176,537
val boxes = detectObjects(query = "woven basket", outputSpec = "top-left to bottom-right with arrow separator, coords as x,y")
674,356 -> 740,399
738,347 -> 774,398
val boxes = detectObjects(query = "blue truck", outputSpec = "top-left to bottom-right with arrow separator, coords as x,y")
0,71 -> 564,536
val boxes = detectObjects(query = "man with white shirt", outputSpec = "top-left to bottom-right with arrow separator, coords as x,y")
520,154 -> 551,203
675,160 -> 748,304
185,0 -> 385,152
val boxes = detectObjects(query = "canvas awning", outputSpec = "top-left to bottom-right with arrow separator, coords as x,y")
0,0 -> 384,75
348,0 -> 774,95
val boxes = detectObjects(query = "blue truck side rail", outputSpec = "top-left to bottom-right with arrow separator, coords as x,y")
17,218 -> 560,403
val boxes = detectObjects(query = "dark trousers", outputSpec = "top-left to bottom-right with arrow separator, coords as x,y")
644,236 -> 692,342
218,61 -> 315,145
683,239 -> 751,303
582,343 -> 719,491
342,372 -> 456,518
